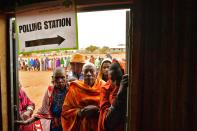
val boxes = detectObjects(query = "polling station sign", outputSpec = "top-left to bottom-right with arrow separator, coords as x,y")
16,2 -> 78,53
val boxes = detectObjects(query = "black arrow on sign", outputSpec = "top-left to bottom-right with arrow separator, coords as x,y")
25,35 -> 65,47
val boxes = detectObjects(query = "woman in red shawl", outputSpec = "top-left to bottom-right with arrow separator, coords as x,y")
18,82 -> 36,131
98,59 -> 129,131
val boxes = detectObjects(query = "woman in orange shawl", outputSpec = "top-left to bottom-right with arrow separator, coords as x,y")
61,63 -> 106,131
98,59 -> 129,131
97,58 -> 112,82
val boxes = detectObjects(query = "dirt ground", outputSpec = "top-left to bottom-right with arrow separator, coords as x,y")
19,71 -> 53,112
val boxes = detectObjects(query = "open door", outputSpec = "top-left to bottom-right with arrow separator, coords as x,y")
126,10 -> 132,131
7,1 -> 132,131
8,17 -> 20,131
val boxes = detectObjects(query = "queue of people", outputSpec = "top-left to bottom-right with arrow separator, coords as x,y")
16,53 -> 128,131
18,54 -> 111,73
18,57 -> 71,71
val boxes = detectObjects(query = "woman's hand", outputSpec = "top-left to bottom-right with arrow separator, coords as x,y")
15,120 -> 29,125
117,74 -> 129,100
20,110 -> 33,120
15,116 -> 37,125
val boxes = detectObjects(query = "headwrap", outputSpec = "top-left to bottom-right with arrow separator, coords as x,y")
112,58 -> 126,74
97,58 -> 112,81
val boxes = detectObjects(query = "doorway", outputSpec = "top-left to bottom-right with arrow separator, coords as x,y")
8,2 -> 131,130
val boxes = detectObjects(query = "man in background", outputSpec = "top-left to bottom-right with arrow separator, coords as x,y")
67,53 -> 85,82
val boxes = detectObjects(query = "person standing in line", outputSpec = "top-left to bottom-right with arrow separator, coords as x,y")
84,55 -> 89,63
16,67 -> 69,131
90,55 -> 95,64
94,56 -> 101,70
18,82 -> 37,131
67,53 -> 86,82
98,59 -> 129,131
61,63 -> 106,131
97,58 -> 112,82
56,58 -> 61,68
60,57 -> 65,68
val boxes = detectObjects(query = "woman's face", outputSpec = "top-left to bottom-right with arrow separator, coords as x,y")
53,71 -> 66,89
101,62 -> 111,76
109,63 -> 123,83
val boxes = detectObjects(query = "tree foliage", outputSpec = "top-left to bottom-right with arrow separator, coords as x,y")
85,45 -> 110,53
85,45 -> 99,53
99,46 -> 110,54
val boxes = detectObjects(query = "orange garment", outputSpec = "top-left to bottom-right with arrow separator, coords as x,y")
98,60 -> 125,131
61,79 -> 105,131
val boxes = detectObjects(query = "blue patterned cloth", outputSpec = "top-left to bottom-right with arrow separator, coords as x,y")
50,87 -> 67,131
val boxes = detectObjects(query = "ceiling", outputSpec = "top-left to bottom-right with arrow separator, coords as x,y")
0,0 -> 132,13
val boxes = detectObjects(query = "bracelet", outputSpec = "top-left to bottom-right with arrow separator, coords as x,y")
27,106 -> 34,111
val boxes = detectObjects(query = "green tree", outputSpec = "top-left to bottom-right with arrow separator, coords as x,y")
85,45 -> 99,53
99,46 -> 110,54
